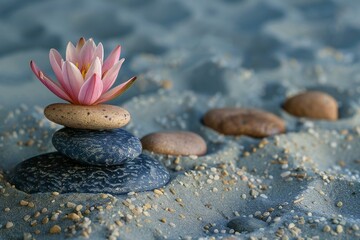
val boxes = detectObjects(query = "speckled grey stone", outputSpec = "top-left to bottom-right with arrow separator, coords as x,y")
52,128 -> 142,166
11,152 -> 170,194
227,216 -> 268,233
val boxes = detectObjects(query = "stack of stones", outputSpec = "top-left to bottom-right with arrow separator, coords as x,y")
11,103 -> 170,194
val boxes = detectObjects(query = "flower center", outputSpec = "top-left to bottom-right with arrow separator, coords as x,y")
76,63 -> 91,79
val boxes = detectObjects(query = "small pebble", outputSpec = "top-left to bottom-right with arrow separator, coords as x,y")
203,108 -> 285,137
68,213 -> 81,221
141,131 -> 207,156
154,189 -> 163,195
42,217 -> 49,224
281,171 -> 291,178
250,189 -> 259,198
336,201 -> 343,207
76,205 -> 83,211
5,222 -> 14,229
336,225 -> 343,233
283,91 -> 338,120
323,225 -> 331,232
33,211 -> 40,218
23,215 -> 31,221
51,213 -> 59,221
49,225 -> 61,234
20,200 -> 29,206
44,103 -> 130,129
67,202 -> 76,208
352,224 -> 359,231
23,233 -> 32,240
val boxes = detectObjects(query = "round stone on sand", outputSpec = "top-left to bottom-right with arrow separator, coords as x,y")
203,108 -> 285,138
141,131 -> 207,156
52,128 -> 142,166
283,91 -> 338,120
44,103 -> 130,129
11,152 -> 170,194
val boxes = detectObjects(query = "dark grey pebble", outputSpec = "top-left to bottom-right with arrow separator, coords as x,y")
52,128 -> 142,166
11,152 -> 170,194
227,216 -> 268,233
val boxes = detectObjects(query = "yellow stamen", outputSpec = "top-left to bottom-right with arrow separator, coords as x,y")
80,63 -> 91,79
81,69 -> 86,79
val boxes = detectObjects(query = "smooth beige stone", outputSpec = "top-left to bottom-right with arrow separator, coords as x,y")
203,108 -> 285,138
141,131 -> 207,156
44,103 -> 130,129
283,91 -> 338,120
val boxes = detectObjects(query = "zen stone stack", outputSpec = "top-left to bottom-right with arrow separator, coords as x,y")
11,103 -> 170,194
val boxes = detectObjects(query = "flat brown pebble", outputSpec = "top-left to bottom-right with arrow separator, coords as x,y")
141,131 -> 207,156
203,108 -> 285,138
44,103 -> 131,129
283,91 -> 338,120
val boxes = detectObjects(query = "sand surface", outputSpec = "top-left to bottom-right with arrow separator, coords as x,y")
1,0 -> 360,239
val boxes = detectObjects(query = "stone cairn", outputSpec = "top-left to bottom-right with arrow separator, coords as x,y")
11,103 -> 170,194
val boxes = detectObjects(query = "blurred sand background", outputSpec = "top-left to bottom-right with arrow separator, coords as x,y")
1,0 -> 360,239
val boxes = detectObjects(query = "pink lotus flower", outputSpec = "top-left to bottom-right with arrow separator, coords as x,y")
30,37 -> 136,105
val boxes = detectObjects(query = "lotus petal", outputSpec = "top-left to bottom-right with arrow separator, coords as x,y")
95,76 -> 136,104
85,57 -> 102,81
95,43 -> 104,63
102,58 -> 124,93
49,49 -> 65,83
103,45 -> 121,74
30,61 -> 72,102
76,37 -> 85,52
80,38 -> 96,68
78,74 -> 103,105
66,42 -> 78,64
62,61 -> 84,101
